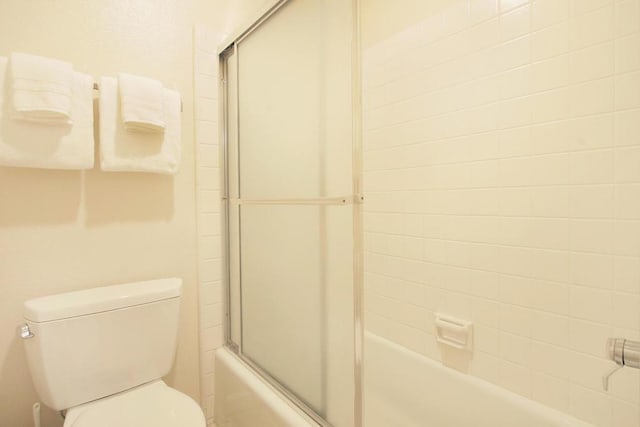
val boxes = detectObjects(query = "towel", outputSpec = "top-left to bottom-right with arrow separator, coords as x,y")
99,76 -> 181,174
10,52 -> 74,124
118,73 -> 166,133
0,57 -> 94,169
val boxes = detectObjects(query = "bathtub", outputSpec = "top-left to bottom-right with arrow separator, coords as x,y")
364,332 -> 592,427
215,334 -> 593,427
214,348 -> 318,427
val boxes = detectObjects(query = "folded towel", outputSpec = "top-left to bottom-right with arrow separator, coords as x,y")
0,57 -> 94,169
100,76 -> 181,174
118,72 -> 166,133
10,52 -> 74,124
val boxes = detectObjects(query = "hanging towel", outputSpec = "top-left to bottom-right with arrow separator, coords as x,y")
0,57 -> 94,169
10,52 -> 74,124
99,76 -> 181,174
118,72 -> 166,133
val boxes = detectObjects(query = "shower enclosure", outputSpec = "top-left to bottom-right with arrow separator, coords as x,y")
218,0 -> 640,426
219,1 -> 362,426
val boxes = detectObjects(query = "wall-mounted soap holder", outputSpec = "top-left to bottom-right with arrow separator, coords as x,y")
435,313 -> 473,351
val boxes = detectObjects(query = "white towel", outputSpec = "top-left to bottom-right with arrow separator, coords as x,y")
99,76 -> 181,175
10,52 -> 74,124
0,57 -> 94,170
118,73 -> 166,133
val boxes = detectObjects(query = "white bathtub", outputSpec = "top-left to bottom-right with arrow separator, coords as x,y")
215,334 -> 593,427
364,332 -> 593,427
214,348 -> 318,427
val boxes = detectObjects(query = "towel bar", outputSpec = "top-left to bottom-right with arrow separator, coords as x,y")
92,82 -> 183,113
228,195 -> 363,206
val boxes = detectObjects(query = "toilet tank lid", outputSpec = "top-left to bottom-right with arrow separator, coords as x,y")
24,278 -> 182,323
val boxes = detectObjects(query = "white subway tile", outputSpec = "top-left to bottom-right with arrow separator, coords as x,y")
198,190 -> 220,214
613,256 -> 640,294
530,187 -> 570,217
612,398 -> 640,427
615,71 -> 640,110
475,324 -> 502,356
471,0 -> 500,22
609,369 -> 640,415
569,318 -> 613,357
611,292 -> 640,330
531,55 -> 570,92
531,0 -> 569,30
615,184 -> 640,219
199,235 -> 222,260
569,285 -> 613,323
195,52 -> 217,77
568,77 -> 615,117
532,22 -> 570,60
500,0 -> 530,12
530,340 -> 571,379
197,145 -> 219,168
569,0 -> 613,17
569,385 -> 613,427
615,0 -> 640,37
569,251 -> 614,289
531,311 -> 569,346
569,149 -> 614,184
569,219 -> 614,253
499,360 -> 533,397
615,34 -> 640,74
197,97 -> 217,122
615,146 -> 640,183
532,372 -> 570,413
614,220 -> 640,256
501,331 -> 533,365
568,41 -> 614,84
500,304 -> 534,336
531,153 -> 570,185
472,352 -> 503,384
197,120 -> 219,146
501,5 -> 531,41
568,185 -> 614,219
199,259 -> 222,282
568,4 -> 614,50
196,74 -> 218,100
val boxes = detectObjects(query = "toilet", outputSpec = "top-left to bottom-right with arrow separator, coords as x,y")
20,277 -> 205,427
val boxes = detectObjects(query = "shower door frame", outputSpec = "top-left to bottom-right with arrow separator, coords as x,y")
217,1 -> 364,426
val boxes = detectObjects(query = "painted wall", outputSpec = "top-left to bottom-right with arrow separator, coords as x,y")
0,1 -> 219,426
362,0 -> 640,426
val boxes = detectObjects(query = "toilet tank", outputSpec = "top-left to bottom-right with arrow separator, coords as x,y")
22,278 -> 182,411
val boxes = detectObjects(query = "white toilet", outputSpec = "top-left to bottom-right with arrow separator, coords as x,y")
20,277 -> 205,427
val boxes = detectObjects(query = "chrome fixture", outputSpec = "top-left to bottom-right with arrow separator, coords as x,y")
19,323 -> 34,339
602,338 -> 640,391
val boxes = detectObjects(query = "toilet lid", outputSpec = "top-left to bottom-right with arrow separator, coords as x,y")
63,381 -> 205,427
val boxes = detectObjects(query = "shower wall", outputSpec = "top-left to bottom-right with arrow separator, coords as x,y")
362,0 -> 640,425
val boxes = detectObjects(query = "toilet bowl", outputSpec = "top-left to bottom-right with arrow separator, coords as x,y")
20,278 -> 205,427
63,381 -> 204,427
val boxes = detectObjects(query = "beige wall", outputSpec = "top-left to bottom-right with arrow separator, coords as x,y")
0,1 -> 219,426
362,0 -> 640,426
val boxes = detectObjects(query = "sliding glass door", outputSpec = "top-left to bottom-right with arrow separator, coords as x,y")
221,1 -> 360,426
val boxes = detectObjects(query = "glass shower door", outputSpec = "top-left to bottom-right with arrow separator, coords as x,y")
222,1 -> 359,426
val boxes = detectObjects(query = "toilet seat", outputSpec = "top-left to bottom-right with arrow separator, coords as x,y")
63,380 -> 205,427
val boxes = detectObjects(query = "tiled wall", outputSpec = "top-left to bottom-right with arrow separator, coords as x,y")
194,26 -> 223,425
362,0 -> 640,425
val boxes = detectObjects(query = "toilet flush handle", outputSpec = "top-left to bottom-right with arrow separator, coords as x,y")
19,323 -> 34,339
